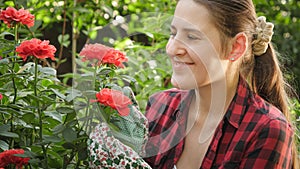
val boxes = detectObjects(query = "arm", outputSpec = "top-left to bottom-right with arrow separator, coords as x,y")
240,118 -> 293,169
87,87 -> 151,168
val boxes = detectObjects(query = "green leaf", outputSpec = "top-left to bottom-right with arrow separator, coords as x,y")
56,107 -> 75,114
22,113 -> 36,123
0,58 -> 9,65
52,124 -> 65,134
62,127 -> 77,142
44,111 -> 62,122
41,79 -> 54,87
40,67 -> 57,76
0,131 -> 19,138
97,67 -> 113,75
62,142 -> 76,149
58,34 -> 70,48
64,112 -> 77,123
50,89 -> 66,99
0,140 -> 9,151
0,124 -> 10,132
43,135 -> 61,143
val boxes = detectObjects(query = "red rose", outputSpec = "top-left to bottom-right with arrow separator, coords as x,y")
79,43 -> 127,68
79,43 -> 110,61
0,7 -> 34,28
0,93 -> 3,100
96,88 -> 132,116
102,49 -> 128,68
16,38 -> 56,61
0,149 -> 30,169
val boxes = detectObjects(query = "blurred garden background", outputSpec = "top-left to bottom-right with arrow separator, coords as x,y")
0,0 -> 299,168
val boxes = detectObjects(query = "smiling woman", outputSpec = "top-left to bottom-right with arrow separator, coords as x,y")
87,0 -> 298,168
142,0 -> 299,169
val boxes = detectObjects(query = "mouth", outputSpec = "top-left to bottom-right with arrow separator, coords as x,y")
173,57 -> 195,66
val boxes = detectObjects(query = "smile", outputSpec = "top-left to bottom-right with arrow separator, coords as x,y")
174,61 -> 194,65
173,57 -> 195,66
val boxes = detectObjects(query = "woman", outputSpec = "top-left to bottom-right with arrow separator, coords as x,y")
88,0 -> 298,168
143,0 -> 298,168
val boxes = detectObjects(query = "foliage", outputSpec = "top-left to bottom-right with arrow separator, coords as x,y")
0,0 -> 299,167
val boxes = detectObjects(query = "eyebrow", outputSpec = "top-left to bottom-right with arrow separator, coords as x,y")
170,25 -> 204,36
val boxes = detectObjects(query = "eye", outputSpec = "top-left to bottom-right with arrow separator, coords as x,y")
187,34 -> 199,40
170,32 -> 176,37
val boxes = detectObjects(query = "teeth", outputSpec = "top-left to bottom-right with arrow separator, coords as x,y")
174,57 -> 181,62
175,62 -> 185,65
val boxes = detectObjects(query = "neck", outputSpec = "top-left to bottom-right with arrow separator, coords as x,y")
193,74 -> 239,122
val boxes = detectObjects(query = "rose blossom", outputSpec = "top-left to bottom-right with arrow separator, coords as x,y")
102,49 -> 128,68
96,88 -> 132,116
79,43 -> 128,68
16,38 -> 56,61
0,7 -> 34,28
0,93 -> 3,100
0,149 -> 30,169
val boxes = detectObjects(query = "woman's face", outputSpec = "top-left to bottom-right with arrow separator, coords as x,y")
166,0 -> 229,90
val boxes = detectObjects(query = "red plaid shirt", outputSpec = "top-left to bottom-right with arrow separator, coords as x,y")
143,77 -> 293,169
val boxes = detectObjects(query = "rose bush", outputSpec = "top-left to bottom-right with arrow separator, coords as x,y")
0,5 -> 89,168
0,4 -> 149,168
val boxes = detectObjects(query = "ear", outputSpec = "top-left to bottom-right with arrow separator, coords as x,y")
228,32 -> 248,62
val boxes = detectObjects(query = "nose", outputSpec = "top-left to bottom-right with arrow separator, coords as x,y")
166,38 -> 186,57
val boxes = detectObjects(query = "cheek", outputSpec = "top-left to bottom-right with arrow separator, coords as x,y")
190,44 -> 225,81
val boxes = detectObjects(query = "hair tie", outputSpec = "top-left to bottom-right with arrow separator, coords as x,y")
252,16 -> 274,56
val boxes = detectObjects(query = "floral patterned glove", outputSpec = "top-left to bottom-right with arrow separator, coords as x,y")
88,123 -> 151,169
87,86 -> 151,168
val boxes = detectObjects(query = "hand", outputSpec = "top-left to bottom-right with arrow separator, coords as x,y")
88,122 -> 151,169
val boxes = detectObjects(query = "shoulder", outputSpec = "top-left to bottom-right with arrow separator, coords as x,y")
239,95 -> 294,168
251,94 -> 290,125
244,93 -> 293,141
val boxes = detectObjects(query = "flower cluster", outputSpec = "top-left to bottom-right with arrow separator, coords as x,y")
96,88 -> 132,116
0,149 -> 30,169
0,7 -> 34,28
79,43 -> 128,68
16,38 -> 57,61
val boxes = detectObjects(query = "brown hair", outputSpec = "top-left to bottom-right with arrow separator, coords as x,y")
193,0 -> 299,168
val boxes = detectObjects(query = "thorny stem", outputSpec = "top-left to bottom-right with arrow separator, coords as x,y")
12,24 -> 19,104
10,24 -> 19,149
34,58 -> 48,168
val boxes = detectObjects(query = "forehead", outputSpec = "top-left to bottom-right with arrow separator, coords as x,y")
172,0 -> 213,32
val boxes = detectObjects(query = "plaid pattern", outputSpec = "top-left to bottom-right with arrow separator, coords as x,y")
143,77 -> 293,169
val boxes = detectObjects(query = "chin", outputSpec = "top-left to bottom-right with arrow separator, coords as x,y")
171,76 -> 198,90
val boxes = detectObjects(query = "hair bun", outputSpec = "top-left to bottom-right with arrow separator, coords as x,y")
252,16 -> 274,56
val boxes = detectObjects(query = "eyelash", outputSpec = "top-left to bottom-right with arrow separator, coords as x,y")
169,32 -> 199,40
187,34 -> 199,40
170,32 -> 176,37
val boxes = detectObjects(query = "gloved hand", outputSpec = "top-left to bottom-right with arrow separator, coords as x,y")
109,86 -> 148,155
88,123 -> 151,169
87,86 -> 151,168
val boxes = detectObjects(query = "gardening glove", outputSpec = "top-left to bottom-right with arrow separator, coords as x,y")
87,86 -> 150,168
88,122 -> 151,169
108,86 -> 148,155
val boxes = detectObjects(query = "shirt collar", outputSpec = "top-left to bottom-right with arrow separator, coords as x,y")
225,77 -> 252,128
